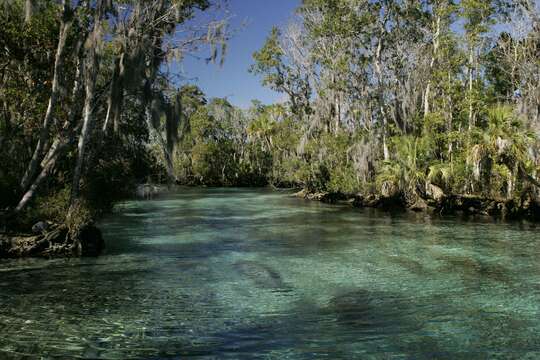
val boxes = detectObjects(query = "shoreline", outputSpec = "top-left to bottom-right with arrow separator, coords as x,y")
0,223 -> 104,259
293,188 -> 540,222
3,185 -> 538,260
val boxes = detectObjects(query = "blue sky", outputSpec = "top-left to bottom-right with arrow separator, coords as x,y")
179,0 -> 301,108
173,0 -> 540,108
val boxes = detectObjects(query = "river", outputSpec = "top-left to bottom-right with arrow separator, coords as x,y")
1,188 -> 539,359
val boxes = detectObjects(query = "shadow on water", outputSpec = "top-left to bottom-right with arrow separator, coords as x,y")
2,188 -> 540,359
140,288 -> 453,359
167,286 -> 538,360
436,254 -> 514,286
321,289 -> 422,333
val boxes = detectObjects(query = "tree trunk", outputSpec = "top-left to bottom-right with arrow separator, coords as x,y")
103,53 -> 125,133
20,2 -> 72,192
15,140 -> 66,213
70,19 -> 100,204
24,0 -> 34,23
468,46 -> 475,131
13,39 -> 86,214
374,38 -> 389,161
70,71 -> 96,203
332,73 -> 340,135
424,15 -> 440,118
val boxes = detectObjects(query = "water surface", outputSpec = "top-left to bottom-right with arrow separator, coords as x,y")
1,188 -> 539,359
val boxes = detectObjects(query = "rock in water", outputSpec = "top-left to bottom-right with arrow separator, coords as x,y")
77,224 -> 105,257
135,183 -> 164,199
233,260 -> 289,290
409,197 -> 428,212
31,221 -> 49,234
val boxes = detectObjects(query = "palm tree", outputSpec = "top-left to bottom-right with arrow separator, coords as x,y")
247,114 -> 277,152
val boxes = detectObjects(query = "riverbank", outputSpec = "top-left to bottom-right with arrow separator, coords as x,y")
3,184 -> 538,260
294,188 -> 540,221
0,223 -> 104,259
0,176 -> 147,259
0,183 -> 161,259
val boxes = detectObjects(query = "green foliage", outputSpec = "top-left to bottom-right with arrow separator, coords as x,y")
484,33 -> 515,101
250,27 -> 285,89
2,0 -> 539,230
2,0 -> 211,229
26,188 -> 71,226
376,136 -> 425,198
65,199 -> 94,232
250,27 -> 311,115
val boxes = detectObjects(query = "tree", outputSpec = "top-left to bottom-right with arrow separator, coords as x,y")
2,0 -> 230,221
250,27 -> 311,116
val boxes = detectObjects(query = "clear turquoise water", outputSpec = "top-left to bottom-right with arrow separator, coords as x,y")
1,188 -> 539,359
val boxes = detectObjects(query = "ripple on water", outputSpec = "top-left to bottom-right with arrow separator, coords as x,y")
1,188 -> 540,359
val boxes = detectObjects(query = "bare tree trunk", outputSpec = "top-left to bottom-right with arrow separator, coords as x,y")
20,2 -> 72,192
102,53 -> 125,133
335,92 -> 341,135
44,43 -> 85,167
24,0 -> 34,23
332,73 -> 340,135
70,19 -> 100,204
14,40 -> 86,214
446,73 -> 454,160
468,47 -> 475,131
374,38 -> 389,161
424,15 -> 440,118
70,72 -> 96,202
15,140 -> 67,213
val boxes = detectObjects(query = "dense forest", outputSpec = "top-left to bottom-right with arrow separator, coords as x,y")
244,0 -> 540,218
0,0 -> 228,229
0,0 -> 229,255
1,0 -> 540,256
170,0 -> 540,219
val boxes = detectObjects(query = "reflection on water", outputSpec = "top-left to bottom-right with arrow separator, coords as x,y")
1,188 -> 539,359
